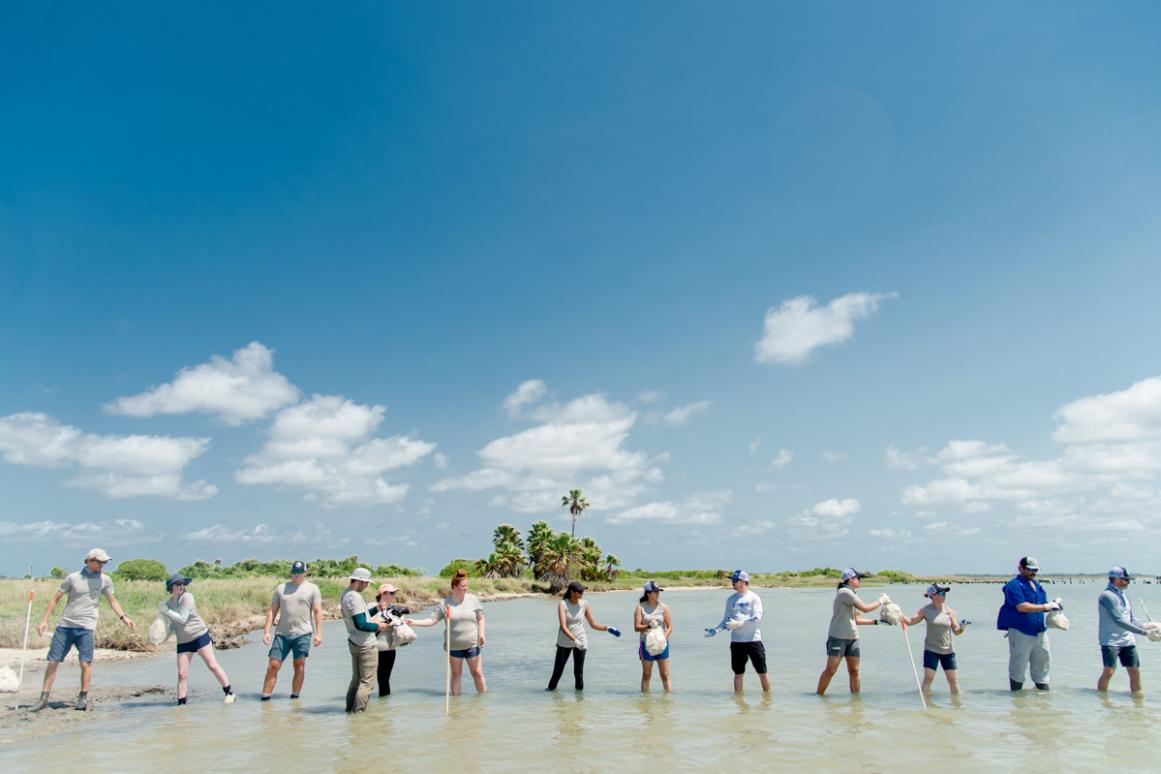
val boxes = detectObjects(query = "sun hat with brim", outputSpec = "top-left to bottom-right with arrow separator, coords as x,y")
925,583 -> 951,597
643,581 -> 663,593
730,569 -> 750,583
1019,556 -> 1040,571
1109,567 -> 1132,581
349,567 -> 373,582
840,568 -> 867,582
85,548 -> 111,563
165,574 -> 193,591
377,583 -> 398,596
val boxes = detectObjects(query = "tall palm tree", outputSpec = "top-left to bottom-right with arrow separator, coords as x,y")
492,523 -> 525,552
495,542 -> 526,578
577,536 -> 603,581
541,532 -> 581,590
561,488 -> 590,538
526,520 -> 553,578
603,554 -> 621,581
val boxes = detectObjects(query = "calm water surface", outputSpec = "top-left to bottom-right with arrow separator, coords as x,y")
4,584 -> 1161,772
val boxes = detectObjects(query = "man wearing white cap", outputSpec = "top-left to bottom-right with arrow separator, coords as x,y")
996,556 -> 1060,691
30,548 -> 136,712
340,568 -> 388,713
1097,567 -> 1160,696
704,570 -> 770,694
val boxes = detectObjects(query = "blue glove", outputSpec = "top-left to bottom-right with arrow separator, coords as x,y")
704,627 -> 718,637
607,626 -> 621,638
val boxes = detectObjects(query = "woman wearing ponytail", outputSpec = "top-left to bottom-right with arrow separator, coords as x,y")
407,569 -> 487,694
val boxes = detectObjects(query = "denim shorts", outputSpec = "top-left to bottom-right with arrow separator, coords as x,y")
177,632 -> 213,654
1101,645 -> 1140,669
922,649 -> 958,671
450,646 -> 481,659
48,626 -> 94,663
639,641 -> 670,662
269,633 -> 312,662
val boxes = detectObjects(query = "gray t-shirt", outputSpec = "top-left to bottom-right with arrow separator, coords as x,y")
341,588 -> 376,648
921,603 -> 954,655
58,569 -> 114,630
433,593 -> 484,651
272,581 -> 322,637
556,599 -> 588,649
166,591 -> 209,645
828,587 -> 860,640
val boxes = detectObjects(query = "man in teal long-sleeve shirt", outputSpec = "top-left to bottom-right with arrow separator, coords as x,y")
340,568 -> 387,713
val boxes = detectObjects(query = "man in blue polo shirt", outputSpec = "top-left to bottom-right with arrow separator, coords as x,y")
996,556 -> 1061,691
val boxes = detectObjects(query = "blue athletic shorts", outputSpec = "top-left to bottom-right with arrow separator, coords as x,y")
48,626 -> 94,663
922,649 -> 958,671
1101,645 -> 1139,669
177,632 -> 213,654
450,646 -> 481,659
269,633 -> 312,662
639,641 -> 670,661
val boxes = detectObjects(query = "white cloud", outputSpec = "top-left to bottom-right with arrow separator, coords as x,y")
105,342 -> 300,425
662,400 -> 713,427
770,448 -> 794,469
811,498 -> 861,518
637,390 -> 667,404
789,497 -> 861,536
754,291 -> 897,365
502,379 -> 547,419
885,445 -> 926,471
0,518 -> 149,546
609,490 -> 732,525
821,450 -> 847,463
0,412 -> 216,500
433,452 -> 449,470
1053,376 -> 1161,444
182,524 -> 307,544
433,384 -> 661,516
869,527 -> 911,540
236,394 -> 435,507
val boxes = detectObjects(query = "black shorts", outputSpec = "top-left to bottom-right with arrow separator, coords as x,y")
826,637 -> 860,659
730,641 -> 767,675
922,649 -> 957,671
1101,645 -> 1140,669
177,632 -> 213,654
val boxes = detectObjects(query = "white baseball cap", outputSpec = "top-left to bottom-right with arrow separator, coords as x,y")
85,548 -> 111,562
349,567 -> 373,582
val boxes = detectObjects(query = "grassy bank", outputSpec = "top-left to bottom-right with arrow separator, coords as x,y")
0,569 -> 1008,651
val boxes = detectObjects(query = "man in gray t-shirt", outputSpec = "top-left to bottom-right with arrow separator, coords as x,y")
31,548 -> 136,712
261,561 -> 324,700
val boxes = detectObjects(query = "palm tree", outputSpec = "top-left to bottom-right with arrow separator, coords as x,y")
603,554 -> 621,581
492,523 -> 525,552
495,542 -> 526,578
577,536 -> 603,581
541,532 -> 581,590
561,488 -> 590,538
526,521 -> 553,578
475,553 -> 501,579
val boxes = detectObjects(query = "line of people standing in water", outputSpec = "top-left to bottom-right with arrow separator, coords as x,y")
25,549 -> 1161,713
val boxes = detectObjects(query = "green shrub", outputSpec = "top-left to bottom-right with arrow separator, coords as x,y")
438,559 -> 475,577
375,564 -> 421,577
50,566 -> 65,579
114,559 -> 168,582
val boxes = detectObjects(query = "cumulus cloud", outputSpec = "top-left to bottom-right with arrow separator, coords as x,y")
0,412 -> 216,500
885,445 -> 926,471
502,379 -> 547,419
433,384 -> 661,515
236,394 -> 436,507
662,401 -> 713,427
754,292 -> 897,365
105,341 -> 300,425
180,522 -> 346,546
789,497 -> 861,536
770,449 -> 794,469
609,490 -> 732,525
1054,376 -> 1161,443
0,518 -> 149,546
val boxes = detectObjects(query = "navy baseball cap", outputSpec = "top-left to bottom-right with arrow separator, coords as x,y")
290,561 -> 307,575
841,568 -> 867,582
1109,566 -> 1132,581
731,569 -> 750,583
643,581 -> 664,593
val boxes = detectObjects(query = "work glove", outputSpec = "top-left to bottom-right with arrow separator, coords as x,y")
648,619 -> 661,629
607,627 -> 621,638
877,594 -> 892,606
1044,601 -> 1062,612
1144,622 -> 1161,631
1149,628 -> 1161,643
704,627 -> 718,638
724,619 -> 745,631
1053,598 -> 1064,610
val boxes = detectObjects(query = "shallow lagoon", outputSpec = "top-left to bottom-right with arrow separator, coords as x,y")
4,583 -> 1161,771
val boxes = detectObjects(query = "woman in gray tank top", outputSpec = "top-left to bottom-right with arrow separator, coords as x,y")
633,581 -> 673,693
546,581 -> 621,691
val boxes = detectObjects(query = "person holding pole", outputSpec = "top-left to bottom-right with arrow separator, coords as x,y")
30,548 -> 135,712
260,561 -> 323,701
902,583 -> 966,695
407,568 -> 487,695
704,570 -> 770,694
1097,567 -> 1160,696
816,569 -> 890,696
340,568 -> 387,713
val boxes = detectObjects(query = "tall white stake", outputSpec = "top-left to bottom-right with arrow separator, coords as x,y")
902,624 -> 927,709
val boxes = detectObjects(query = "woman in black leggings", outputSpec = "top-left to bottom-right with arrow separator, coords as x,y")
547,581 -> 620,691
368,584 -> 409,697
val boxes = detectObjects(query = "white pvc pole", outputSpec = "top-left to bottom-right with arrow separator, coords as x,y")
901,624 -> 927,709
18,588 -> 33,691
1140,598 -> 1154,623
444,605 -> 452,715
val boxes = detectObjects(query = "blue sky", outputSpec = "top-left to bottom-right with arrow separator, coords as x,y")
4,2 -> 1161,576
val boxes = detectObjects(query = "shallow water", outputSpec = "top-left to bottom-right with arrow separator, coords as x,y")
3,583 -> 1161,772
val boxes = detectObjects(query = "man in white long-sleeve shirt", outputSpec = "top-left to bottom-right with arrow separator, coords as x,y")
705,570 -> 770,694
1097,566 -> 1161,696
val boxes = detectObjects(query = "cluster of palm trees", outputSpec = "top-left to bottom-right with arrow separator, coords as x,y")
476,520 -> 621,589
